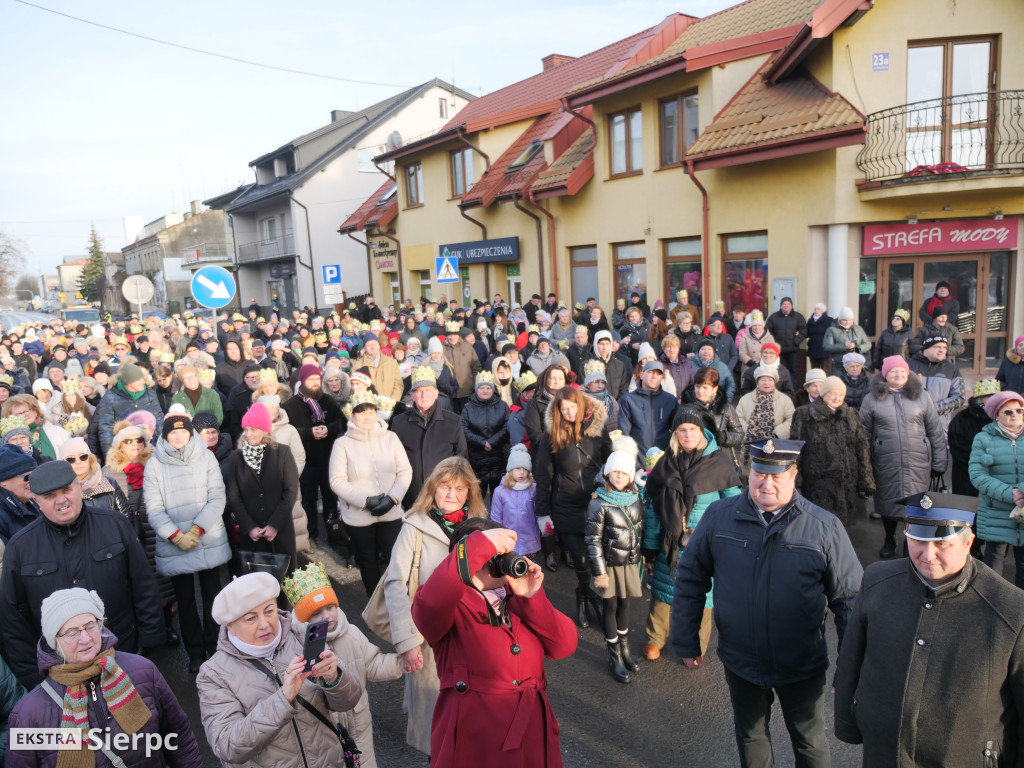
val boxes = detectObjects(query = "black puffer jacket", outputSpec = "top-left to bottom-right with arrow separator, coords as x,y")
765,306 -> 807,354
534,398 -> 610,536
460,393 -> 510,486
805,312 -> 834,360
947,396 -> 992,496
872,325 -> 911,370
524,389 -> 555,458
585,495 -> 643,575
837,369 -> 871,411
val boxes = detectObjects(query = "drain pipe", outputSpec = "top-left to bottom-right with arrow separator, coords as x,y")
380,230 -> 405,300
290,195 -> 317,309
687,159 -> 710,322
512,196 -> 545,296
459,206 -> 489,299
343,230 -> 373,308
373,160 -> 396,182
457,130 -> 491,173
560,97 -> 597,154
528,190 -> 558,299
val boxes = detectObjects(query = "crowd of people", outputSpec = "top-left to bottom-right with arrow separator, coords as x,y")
0,279 -> 1022,767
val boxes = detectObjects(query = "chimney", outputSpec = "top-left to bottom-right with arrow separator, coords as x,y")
190,200 -> 201,216
542,54 -> 575,72
331,110 -> 354,122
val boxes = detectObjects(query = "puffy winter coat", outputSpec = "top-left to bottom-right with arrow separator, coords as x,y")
822,322 -> 872,370
0,506 -> 165,687
143,434 -> 231,577
918,292 -> 960,326
948,396 -> 992,496
353,352 -> 404,402
837,368 -> 871,411
908,355 -> 966,429
172,385 -> 224,426
618,387 -> 680,455
82,477 -> 134,522
970,421 -> 1024,547
659,353 -> 693,398
490,483 -> 540,555
872,325 -> 912,370
0,653 -> 23,766
805,312 -> 834,360
460,392 -> 510,485
523,389 -> 554,456
860,372 -> 948,519
790,399 -> 875,526
223,442 -> 299,560
270,411 -> 308,553
94,383 -> 164,454
707,332 -> 738,372
738,328 -> 776,367
765,307 -> 807,353
197,612 -> 363,768
328,420 -> 411,529
0,489 -> 39,545
672,491 -> 862,688
910,321 -> 966,359
534,398 -> 611,535
585,493 -> 643,575
997,348 -> 1024,395
7,632 -> 202,768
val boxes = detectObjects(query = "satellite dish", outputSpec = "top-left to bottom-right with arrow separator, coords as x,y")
386,131 -> 403,151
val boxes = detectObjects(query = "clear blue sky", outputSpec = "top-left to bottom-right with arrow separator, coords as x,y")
0,0 -> 734,279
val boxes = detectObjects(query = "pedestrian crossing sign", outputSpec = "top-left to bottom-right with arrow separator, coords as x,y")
436,251 -> 459,283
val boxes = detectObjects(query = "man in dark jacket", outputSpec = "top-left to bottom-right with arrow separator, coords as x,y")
673,438 -> 862,768
918,279 -> 960,326
223,363 -> 261,441
391,367 -> 467,510
0,461 -> 164,686
0,445 -> 40,544
765,297 -> 808,376
704,314 -> 738,373
910,305 -> 967,360
93,363 -> 164,454
834,493 -> 1024,767
618,361 -> 679,455
908,336 -> 966,429
284,363 -> 345,547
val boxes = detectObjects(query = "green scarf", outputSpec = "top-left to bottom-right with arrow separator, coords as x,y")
116,378 -> 146,401
429,503 -> 469,538
29,416 -> 55,460
595,487 -> 639,506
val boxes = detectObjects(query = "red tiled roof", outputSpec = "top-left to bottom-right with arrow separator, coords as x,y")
338,180 -> 396,233
686,59 -> 864,170
530,128 -> 595,199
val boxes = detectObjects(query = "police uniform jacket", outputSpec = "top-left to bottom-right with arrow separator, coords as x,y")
834,556 -> 1024,767
671,490 -> 862,688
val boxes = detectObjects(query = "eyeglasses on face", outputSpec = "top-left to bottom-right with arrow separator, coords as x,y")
65,454 -> 91,464
1001,408 -> 1024,417
57,620 -> 103,641
121,437 -> 146,445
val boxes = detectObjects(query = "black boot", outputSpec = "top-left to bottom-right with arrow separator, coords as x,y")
618,631 -> 639,672
879,536 -> 896,559
606,641 -> 630,684
575,596 -> 590,629
587,596 -> 605,626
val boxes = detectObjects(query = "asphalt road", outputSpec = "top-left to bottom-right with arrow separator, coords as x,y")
0,311 -> 57,330
153,498 -> 919,768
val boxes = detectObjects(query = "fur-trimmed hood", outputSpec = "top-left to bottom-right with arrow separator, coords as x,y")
1007,349 -> 1022,365
543,392 -> 607,438
869,369 -> 924,400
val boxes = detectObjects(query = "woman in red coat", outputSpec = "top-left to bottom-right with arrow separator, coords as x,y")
412,520 -> 577,767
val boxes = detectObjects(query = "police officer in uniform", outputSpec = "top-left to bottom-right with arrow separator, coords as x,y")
834,492 -> 1024,767
672,438 -> 863,768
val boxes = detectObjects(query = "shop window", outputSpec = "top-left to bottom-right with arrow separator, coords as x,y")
722,232 -> 768,313
418,270 -> 432,302
613,242 -> 646,306
658,92 -> 699,167
405,163 -> 423,207
450,148 -> 474,197
570,246 -> 598,307
859,258 -> 878,337
609,107 -> 643,177
663,237 -> 702,320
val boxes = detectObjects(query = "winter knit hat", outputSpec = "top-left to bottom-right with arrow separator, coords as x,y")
58,437 -> 90,461
842,352 -> 866,367
0,442 -> 36,480
241,402 -> 272,434
162,410 -> 193,440
603,450 -> 637,483
506,444 -> 532,474
837,306 -> 855,321
804,369 -> 827,388
984,391 -> 1024,420
881,355 -> 909,378
427,337 -> 443,356
111,424 -> 146,451
298,363 -> 321,383
120,363 -> 145,386
41,588 -> 105,650
31,378 -> 53,394
820,376 -> 847,399
125,410 -> 157,432
637,342 -> 657,361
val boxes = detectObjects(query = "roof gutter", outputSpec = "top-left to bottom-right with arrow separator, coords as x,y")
560,97 -> 596,155
458,206 -> 488,299
457,131 -> 491,173
686,159 -> 710,323
289,194 -> 317,308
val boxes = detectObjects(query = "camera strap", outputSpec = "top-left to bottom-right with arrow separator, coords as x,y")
455,536 -> 505,628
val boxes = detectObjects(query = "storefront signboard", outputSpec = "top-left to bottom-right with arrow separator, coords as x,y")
863,218 -> 1017,256
439,236 -> 519,265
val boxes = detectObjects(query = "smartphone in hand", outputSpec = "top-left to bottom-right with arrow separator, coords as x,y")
302,620 -> 329,672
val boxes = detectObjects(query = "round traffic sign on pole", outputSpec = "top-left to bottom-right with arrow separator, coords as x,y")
190,266 -> 237,310
121,275 -> 155,305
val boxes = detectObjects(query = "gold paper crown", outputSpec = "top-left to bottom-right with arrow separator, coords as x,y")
513,370 -> 538,393
411,366 -> 436,386
258,368 -> 278,384
328,328 -> 342,338
111,336 -> 129,347
314,332 -> 328,344
161,352 -> 176,363
129,324 -> 143,335
445,321 -> 460,332
0,373 -> 13,388
607,429 -> 624,444
583,359 -> 606,377
282,562 -> 332,608
60,379 -> 79,395
475,371 -> 494,388
0,414 -> 30,437
197,368 -> 215,381
528,324 -> 540,334
63,412 -> 89,436
186,320 -> 197,328
974,378 -> 1001,397
231,313 -> 245,322
342,390 -> 378,419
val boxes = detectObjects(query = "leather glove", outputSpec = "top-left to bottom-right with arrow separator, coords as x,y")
369,495 -> 396,517
364,494 -> 386,511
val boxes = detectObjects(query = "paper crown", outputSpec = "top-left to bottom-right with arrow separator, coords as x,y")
111,336 -> 129,348
129,324 -> 143,335
410,366 -> 436,388
257,368 -> 278,384
974,378 -> 1001,397
445,321 -> 460,332
197,368 -> 215,382
60,379 -> 79,395
0,414 -> 30,438
328,328 -> 342,338
528,324 -> 540,334
314,332 -> 328,344
644,446 -> 665,471
583,359 -> 606,377
62,412 -> 89,436
344,391 -> 378,418
513,370 -> 538,393
160,352 -> 176,363
0,374 -> 13,389
281,562 -> 338,622
475,371 -> 494,388
231,313 -> 245,322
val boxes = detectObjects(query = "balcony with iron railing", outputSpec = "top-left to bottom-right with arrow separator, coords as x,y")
856,89 -> 1024,185
236,232 -> 296,264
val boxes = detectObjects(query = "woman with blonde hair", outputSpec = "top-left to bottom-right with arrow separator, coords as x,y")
382,456 -> 487,757
48,379 -> 94,435
535,385 -> 611,627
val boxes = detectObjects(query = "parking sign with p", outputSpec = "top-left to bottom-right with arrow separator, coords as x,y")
322,265 -> 341,284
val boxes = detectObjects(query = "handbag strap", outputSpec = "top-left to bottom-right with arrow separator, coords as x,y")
42,680 -> 129,768
408,528 -> 423,597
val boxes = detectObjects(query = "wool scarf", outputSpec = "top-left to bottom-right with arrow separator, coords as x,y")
595,487 -> 639,506
742,390 -> 777,467
115,379 -> 146,402
429,503 -> 469,537
80,467 -> 115,499
29,415 -> 55,460
47,647 -> 152,768
300,388 -> 325,425
999,422 -> 1024,440
123,463 -> 145,491
242,441 -> 266,474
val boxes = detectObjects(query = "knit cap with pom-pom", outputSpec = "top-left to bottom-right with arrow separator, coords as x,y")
506,444 -> 532,473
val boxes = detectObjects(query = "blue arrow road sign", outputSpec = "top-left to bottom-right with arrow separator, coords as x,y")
191,265 -> 236,309
436,252 -> 459,283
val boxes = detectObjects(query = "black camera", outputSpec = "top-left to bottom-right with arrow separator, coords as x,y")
488,552 -> 529,579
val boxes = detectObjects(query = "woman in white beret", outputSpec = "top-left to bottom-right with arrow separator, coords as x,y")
197,573 -> 363,768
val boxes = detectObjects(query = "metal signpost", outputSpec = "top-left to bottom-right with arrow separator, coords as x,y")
121,275 -> 155,319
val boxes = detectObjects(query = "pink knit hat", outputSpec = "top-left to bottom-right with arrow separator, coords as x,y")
984,391 -> 1024,420
241,402 -> 272,434
880,355 -> 909,378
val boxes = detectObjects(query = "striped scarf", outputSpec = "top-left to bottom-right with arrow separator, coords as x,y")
48,647 -> 152,768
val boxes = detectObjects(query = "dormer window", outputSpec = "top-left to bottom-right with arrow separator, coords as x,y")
377,185 -> 397,206
508,141 -> 544,172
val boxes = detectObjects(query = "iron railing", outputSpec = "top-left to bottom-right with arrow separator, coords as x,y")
856,89 -> 1024,182
236,232 -> 296,264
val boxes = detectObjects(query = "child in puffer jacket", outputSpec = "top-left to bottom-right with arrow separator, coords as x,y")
489,444 -> 541,560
